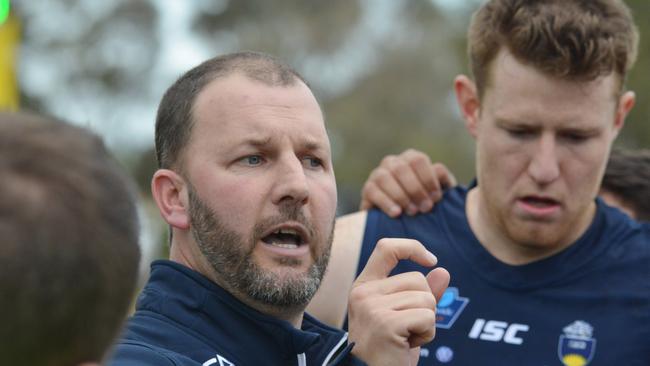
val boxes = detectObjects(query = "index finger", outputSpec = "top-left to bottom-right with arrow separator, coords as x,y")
356,238 -> 438,283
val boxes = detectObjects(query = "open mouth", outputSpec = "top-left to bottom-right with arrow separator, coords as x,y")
521,196 -> 558,207
261,227 -> 306,249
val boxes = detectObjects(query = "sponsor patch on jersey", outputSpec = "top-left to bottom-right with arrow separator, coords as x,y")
436,287 -> 469,329
558,320 -> 596,366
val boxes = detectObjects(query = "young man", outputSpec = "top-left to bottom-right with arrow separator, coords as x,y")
110,52 -> 450,366
308,1 -> 650,365
0,112 -> 141,366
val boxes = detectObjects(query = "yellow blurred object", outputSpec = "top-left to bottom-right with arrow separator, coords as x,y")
0,11 -> 20,111
562,354 -> 587,366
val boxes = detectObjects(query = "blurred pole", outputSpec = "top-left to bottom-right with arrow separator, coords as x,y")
0,0 -> 19,111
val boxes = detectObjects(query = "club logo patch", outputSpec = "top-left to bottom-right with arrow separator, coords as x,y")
436,287 -> 469,329
558,320 -> 596,366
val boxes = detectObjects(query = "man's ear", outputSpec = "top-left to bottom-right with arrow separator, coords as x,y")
151,169 -> 190,230
454,75 -> 481,138
613,90 -> 635,135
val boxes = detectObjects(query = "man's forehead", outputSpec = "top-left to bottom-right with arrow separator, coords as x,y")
483,54 -> 618,117
486,50 -> 620,99
188,74 -> 329,149
196,72 -> 307,104
232,133 -> 330,151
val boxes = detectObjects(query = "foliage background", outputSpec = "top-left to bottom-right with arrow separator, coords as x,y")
8,0 -> 650,264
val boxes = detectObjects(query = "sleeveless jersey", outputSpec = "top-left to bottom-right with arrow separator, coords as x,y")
358,186 -> 650,365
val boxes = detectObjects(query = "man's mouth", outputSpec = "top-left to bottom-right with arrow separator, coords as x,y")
262,228 -> 305,248
518,195 -> 561,216
521,196 -> 558,207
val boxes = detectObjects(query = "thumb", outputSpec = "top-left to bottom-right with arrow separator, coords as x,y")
410,347 -> 421,366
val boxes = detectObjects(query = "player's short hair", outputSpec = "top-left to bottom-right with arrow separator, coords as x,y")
468,0 -> 638,98
0,112 -> 141,365
602,148 -> 650,221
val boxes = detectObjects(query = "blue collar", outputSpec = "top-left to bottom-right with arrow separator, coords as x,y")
137,260 -> 347,361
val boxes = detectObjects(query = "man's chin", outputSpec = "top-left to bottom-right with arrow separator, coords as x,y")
253,253 -> 314,272
506,222 -> 568,249
265,265 -> 315,282
242,267 -> 323,309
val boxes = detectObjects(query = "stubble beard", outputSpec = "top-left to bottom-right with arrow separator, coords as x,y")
187,186 -> 333,311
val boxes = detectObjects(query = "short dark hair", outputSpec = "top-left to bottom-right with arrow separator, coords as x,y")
602,148 -> 650,221
155,51 -> 309,169
468,0 -> 639,98
0,112 -> 141,365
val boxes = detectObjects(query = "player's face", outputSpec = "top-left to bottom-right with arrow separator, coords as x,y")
471,49 -> 632,252
183,74 -> 337,309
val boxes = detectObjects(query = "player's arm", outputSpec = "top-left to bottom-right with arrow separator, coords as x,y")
360,149 -> 457,217
307,211 -> 367,328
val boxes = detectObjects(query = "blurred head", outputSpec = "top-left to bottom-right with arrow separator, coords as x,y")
455,0 -> 637,261
151,52 -> 337,320
600,148 -> 650,221
0,112 -> 141,366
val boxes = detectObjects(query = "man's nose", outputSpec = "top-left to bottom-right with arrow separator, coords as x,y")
527,134 -> 560,185
271,157 -> 309,206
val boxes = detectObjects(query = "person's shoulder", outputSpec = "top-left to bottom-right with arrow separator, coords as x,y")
638,221 -> 650,254
638,220 -> 650,236
308,211 -> 367,327
601,207 -> 650,260
109,342 -> 177,365
607,205 -> 650,240
108,341 -> 194,366
336,210 -> 368,229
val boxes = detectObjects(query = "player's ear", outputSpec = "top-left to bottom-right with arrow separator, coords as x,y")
613,90 -> 635,134
151,169 -> 190,230
454,75 -> 481,139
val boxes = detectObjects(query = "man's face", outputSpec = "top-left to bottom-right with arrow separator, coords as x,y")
183,74 -> 337,309
472,50 -> 628,251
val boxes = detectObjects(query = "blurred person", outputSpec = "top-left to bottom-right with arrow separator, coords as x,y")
600,148 -> 650,221
0,112 -> 141,366
308,1 -> 650,365
109,51 -> 449,366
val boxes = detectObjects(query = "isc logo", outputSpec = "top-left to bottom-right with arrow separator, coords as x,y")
468,318 -> 529,345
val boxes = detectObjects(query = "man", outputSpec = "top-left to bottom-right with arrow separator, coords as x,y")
110,51 -> 450,366
0,112 -> 141,366
308,1 -> 650,365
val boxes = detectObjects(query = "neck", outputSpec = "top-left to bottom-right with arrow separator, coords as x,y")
249,301 -> 305,328
466,188 -> 594,265
213,279 -> 306,328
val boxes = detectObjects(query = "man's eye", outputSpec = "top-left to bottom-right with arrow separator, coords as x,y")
242,155 -> 263,165
303,156 -> 323,168
507,129 -> 534,138
562,133 -> 589,143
